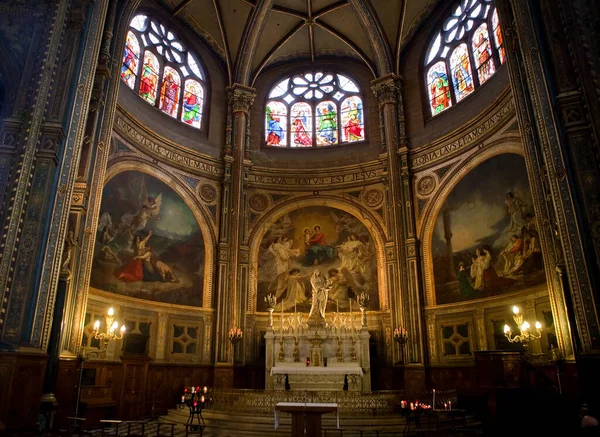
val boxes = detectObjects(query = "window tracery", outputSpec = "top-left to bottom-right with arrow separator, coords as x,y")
265,72 -> 364,148
121,14 -> 206,129
425,0 -> 505,116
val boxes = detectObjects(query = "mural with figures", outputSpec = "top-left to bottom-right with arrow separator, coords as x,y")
91,171 -> 205,306
431,154 -> 546,305
256,206 -> 379,313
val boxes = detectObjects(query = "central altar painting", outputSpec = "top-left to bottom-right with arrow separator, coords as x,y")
255,206 -> 379,313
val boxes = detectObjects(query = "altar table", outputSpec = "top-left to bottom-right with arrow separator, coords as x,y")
270,364 -> 363,391
275,402 -> 338,437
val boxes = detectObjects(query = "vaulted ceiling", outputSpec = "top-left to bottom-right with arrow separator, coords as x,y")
156,0 -> 440,85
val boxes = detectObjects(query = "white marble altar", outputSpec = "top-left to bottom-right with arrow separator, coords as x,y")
265,320 -> 371,392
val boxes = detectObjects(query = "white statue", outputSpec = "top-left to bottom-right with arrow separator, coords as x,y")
308,270 -> 330,321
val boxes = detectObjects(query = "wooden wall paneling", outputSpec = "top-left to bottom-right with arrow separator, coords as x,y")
0,352 -> 48,431
119,356 -> 150,420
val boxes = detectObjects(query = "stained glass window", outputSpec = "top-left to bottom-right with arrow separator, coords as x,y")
159,67 -> 180,117
492,9 -> 506,64
181,79 -> 203,128
427,62 -> 452,115
266,101 -> 288,147
424,0 -> 505,116
121,31 -> 140,89
121,14 -> 207,129
472,24 -> 496,84
265,72 -> 364,147
341,97 -> 364,142
450,44 -> 475,101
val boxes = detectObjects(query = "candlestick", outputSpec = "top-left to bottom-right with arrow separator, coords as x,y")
432,389 -> 436,408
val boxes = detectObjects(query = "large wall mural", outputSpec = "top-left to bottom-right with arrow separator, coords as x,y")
255,206 -> 379,313
91,171 -> 205,306
431,154 -> 545,305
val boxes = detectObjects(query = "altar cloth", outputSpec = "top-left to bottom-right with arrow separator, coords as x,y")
270,364 -> 363,376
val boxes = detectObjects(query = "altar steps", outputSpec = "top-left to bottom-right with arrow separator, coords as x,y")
160,407 -> 409,436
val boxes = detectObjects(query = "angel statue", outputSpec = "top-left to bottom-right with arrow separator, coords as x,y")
61,230 -> 79,275
308,270 -> 330,322
120,179 -> 162,234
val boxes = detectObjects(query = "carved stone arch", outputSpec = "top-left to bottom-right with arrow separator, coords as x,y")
105,160 -> 216,309
347,0 -> 394,76
420,142 -> 524,306
233,1 -> 273,85
247,195 -> 389,313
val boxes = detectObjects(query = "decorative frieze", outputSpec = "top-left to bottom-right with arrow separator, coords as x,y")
114,115 -> 223,178
410,95 -> 514,169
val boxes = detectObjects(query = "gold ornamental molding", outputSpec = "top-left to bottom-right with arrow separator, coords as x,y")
114,108 -> 223,179
248,160 -> 385,191
410,90 -> 515,170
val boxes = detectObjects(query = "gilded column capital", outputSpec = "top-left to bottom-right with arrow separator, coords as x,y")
227,84 -> 256,114
371,74 -> 402,106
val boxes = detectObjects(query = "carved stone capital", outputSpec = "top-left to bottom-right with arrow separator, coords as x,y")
227,84 -> 256,114
371,74 -> 401,106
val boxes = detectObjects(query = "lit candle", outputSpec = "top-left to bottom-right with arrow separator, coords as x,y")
432,389 -> 436,408
410,402 -> 414,410
181,395 -> 185,403
449,401 -> 452,410
108,307 -> 114,316
203,386 -> 207,393
444,403 -> 448,410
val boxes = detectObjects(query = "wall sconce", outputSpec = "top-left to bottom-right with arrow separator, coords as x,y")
76,307 -> 126,420
92,307 -> 126,347
394,327 -> 408,365
229,327 -> 243,343
504,305 -> 541,347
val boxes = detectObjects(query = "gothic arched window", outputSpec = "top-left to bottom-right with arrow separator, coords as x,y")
265,72 -> 365,148
424,0 -> 505,117
121,14 -> 206,129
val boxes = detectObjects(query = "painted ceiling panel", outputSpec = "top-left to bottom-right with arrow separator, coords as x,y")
273,0 -> 308,14
218,0 -> 253,66
262,27 -> 311,69
317,7 -> 374,63
312,25 -> 364,61
371,0 -> 402,50
252,13 -> 304,73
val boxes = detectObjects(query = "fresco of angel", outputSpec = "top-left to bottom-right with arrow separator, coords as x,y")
91,170 -> 205,307
120,178 -> 162,234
